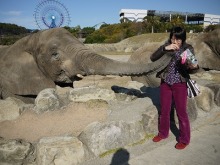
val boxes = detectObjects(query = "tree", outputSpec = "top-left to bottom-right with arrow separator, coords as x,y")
170,15 -> 185,26
143,16 -> 161,33
0,23 -> 30,35
82,27 -> 95,35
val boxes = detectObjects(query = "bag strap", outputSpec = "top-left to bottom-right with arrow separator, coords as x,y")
186,79 -> 198,97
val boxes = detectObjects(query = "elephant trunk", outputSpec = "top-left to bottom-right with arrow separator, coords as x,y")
75,51 -> 172,76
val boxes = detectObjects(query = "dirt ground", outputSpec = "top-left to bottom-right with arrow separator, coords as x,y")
0,102 -> 108,143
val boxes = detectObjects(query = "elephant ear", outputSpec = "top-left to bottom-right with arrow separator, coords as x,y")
2,51 -> 55,96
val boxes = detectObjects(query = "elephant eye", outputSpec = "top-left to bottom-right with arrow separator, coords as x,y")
52,52 -> 59,60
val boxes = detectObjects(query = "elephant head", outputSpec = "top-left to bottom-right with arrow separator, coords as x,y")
0,28 -> 171,103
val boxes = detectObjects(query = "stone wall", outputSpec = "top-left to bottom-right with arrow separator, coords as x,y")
0,78 -> 220,164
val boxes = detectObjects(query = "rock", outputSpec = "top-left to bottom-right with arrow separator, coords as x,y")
125,47 -> 135,53
55,85 -> 72,106
111,85 -> 140,101
195,86 -> 215,112
141,105 -> 158,134
206,83 -> 220,107
84,99 -> 108,109
2,80 -> 219,164
36,136 -> 93,165
0,137 -> 33,165
187,98 -> 199,122
69,86 -> 116,102
34,88 -> 60,114
127,81 -> 145,90
0,97 -> 25,121
85,43 -> 117,53
78,121 -> 146,157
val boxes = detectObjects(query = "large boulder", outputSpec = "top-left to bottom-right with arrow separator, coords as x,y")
0,97 -> 28,121
78,121 -> 146,157
36,136 -> 93,165
206,83 -> 220,107
0,137 -> 34,165
34,88 -> 60,114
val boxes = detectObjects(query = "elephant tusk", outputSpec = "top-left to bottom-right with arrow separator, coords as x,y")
76,74 -> 84,78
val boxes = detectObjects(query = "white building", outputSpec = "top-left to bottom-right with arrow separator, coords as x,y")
119,9 -> 220,27
119,9 -> 148,22
204,14 -> 220,27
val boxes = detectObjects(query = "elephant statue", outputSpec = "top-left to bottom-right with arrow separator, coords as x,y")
0,28 -> 172,103
129,28 -> 220,87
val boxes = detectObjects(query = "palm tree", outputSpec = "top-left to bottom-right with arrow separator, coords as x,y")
170,14 -> 185,26
143,15 -> 160,33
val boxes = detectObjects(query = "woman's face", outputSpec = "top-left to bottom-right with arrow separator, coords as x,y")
171,35 -> 182,48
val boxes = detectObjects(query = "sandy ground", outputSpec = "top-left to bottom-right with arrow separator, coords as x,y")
0,102 -> 108,142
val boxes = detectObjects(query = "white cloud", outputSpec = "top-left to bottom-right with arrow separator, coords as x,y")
2,11 -> 22,16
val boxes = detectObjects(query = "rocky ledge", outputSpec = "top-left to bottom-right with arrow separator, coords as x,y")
0,70 -> 220,164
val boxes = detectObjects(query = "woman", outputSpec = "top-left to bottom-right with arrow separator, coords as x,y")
150,26 -> 199,149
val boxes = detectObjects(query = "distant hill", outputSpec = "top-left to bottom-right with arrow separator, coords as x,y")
0,23 -> 33,45
0,23 -> 31,35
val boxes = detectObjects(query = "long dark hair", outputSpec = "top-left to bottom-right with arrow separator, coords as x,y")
169,26 -> 186,43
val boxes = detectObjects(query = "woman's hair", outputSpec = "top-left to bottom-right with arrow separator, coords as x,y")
169,26 -> 186,43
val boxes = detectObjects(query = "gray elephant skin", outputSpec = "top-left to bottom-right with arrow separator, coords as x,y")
0,28 -> 171,103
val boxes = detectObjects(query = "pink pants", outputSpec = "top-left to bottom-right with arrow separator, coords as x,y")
158,82 -> 190,144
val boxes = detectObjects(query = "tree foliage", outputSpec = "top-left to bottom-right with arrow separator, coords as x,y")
0,23 -> 31,35
1,20 -> 215,45
0,23 -> 32,45
83,19 -> 206,43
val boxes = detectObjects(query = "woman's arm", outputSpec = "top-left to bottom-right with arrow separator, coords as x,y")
150,43 -> 170,62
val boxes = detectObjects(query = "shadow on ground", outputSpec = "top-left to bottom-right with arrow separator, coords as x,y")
110,148 -> 130,165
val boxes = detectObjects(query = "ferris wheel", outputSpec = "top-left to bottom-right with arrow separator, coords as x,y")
34,0 -> 71,29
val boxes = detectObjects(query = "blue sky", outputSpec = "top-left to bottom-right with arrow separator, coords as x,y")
0,0 -> 220,29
